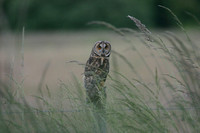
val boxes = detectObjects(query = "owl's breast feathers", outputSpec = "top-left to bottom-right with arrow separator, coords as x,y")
84,56 -> 109,78
84,56 -> 109,101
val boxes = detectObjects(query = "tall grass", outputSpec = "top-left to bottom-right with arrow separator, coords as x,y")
0,6 -> 200,133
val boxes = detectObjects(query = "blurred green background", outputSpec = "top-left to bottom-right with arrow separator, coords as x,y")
0,0 -> 200,31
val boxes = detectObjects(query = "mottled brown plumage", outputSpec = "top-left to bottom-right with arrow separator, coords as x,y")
84,41 -> 111,108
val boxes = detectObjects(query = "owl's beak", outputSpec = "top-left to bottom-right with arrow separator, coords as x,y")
101,49 -> 105,56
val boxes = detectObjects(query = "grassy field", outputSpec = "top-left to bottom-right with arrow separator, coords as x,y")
1,29 -> 199,96
0,23 -> 200,132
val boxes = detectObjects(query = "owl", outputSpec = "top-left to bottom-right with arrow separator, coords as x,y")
84,41 -> 111,108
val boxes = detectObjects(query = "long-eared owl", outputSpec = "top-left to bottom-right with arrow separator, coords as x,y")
84,41 -> 111,108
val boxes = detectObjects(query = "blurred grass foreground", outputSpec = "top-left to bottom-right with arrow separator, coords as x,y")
0,5 -> 200,133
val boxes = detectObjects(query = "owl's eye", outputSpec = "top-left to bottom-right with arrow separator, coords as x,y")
105,45 -> 108,49
97,45 -> 102,50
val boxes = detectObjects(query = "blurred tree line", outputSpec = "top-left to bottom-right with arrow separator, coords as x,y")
0,0 -> 200,31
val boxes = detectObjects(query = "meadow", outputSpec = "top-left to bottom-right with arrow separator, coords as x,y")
0,14 -> 200,132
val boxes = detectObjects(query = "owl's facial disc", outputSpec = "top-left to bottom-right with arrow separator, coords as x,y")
94,41 -> 111,57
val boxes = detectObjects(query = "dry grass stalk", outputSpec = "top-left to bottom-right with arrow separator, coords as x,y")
127,15 -> 153,42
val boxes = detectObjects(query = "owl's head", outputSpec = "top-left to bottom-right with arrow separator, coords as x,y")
92,41 -> 111,57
